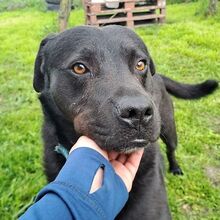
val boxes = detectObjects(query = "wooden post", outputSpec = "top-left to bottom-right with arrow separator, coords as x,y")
207,0 -> 217,15
158,0 -> 166,23
125,2 -> 134,28
59,0 -> 71,32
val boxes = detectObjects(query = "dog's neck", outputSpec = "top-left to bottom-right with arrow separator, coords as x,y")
39,91 -> 79,150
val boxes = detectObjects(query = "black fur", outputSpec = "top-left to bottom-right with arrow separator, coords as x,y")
160,75 -> 218,174
161,75 -> 218,99
34,25 -> 218,219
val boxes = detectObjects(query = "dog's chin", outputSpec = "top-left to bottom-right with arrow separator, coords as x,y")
113,140 -> 151,154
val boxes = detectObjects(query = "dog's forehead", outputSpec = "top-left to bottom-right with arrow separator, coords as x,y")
45,26 -> 148,60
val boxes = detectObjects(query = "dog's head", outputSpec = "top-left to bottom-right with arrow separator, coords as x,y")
34,25 -> 160,153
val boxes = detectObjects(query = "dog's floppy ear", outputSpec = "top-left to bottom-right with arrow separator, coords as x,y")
33,34 -> 56,92
149,57 -> 156,76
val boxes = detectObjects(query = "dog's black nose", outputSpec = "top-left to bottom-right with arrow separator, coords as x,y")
116,96 -> 153,128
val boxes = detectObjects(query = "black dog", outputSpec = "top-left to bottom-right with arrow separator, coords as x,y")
33,25 -> 218,219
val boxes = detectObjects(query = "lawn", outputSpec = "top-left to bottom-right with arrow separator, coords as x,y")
0,1 -> 219,219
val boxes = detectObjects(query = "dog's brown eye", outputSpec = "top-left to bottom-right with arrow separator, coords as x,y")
72,63 -> 87,75
136,60 -> 146,71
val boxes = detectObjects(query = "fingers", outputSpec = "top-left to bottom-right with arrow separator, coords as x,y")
110,160 -> 133,192
108,151 -> 119,161
124,149 -> 144,178
70,136 -> 109,160
126,149 -> 144,168
116,154 -> 127,164
108,151 -> 127,164
110,149 -> 144,192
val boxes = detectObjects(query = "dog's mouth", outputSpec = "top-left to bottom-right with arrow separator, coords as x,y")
108,137 -> 150,153
74,118 -> 159,153
131,138 -> 148,144
114,141 -> 150,154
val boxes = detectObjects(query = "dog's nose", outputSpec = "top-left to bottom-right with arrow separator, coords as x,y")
116,96 -> 153,128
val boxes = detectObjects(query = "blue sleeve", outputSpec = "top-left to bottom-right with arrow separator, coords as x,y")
20,147 -> 128,220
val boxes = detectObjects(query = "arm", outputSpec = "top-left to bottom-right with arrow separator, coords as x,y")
20,147 -> 128,220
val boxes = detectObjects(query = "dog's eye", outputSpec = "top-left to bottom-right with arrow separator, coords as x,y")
135,60 -> 146,71
72,63 -> 87,75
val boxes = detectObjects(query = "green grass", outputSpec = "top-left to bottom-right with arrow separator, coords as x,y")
0,1 -> 219,219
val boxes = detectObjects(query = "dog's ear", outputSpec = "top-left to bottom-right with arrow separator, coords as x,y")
33,34 -> 56,92
149,57 -> 156,76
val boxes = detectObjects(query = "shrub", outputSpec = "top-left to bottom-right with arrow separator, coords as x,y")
0,0 -> 45,12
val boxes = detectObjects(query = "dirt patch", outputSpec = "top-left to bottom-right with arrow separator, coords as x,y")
206,116 -> 220,134
182,204 -> 192,213
205,166 -> 220,187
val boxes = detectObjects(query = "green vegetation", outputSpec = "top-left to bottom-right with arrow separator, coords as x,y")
0,0 -> 45,12
0,1 -> 219,219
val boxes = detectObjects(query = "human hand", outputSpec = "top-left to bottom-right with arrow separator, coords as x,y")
108,150 -> 144,192
70,136 -> 144,192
